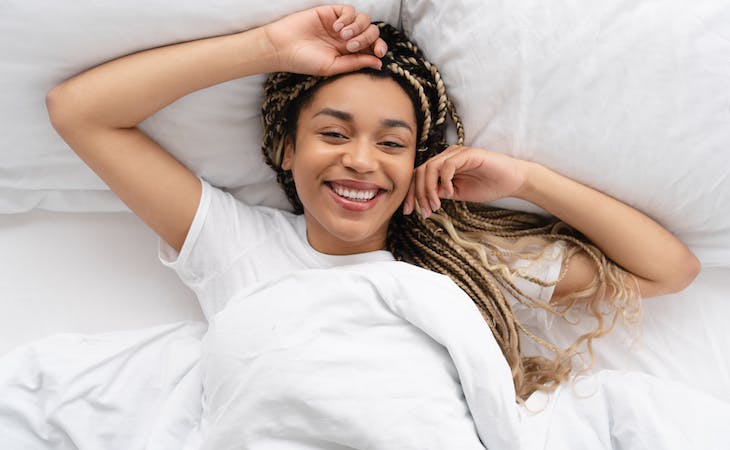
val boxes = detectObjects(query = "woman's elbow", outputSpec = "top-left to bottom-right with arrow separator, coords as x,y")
46,85 -> 73,132
679,251 -> 701,289
640,251 -> 701,298
665,251 -> 701,294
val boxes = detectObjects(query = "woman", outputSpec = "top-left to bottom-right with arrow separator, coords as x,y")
46,3 -> 700,446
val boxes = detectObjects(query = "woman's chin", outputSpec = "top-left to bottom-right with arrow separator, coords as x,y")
312,223 -> 388,254
303,206 -> 395,253
331,229 -> 383,248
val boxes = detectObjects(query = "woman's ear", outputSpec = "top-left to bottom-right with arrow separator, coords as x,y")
281,137 -> 294,171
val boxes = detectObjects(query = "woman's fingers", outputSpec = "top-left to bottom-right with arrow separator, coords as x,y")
415,159 -> 450,217
403,176 -> 416,215
413,165 -> 428,217
332,5 -> 357,32
328,52 -> 382,73
423,158 -> 443,211
334,8 -> 385,56
414,163 -> 435,218
373,38 -> 387,58
409,147 -> 465,217
329,7 -> 385,70
339,12 -> 370,42
438,159 -> 457,199
268,5 -> 385,75
344,23 -> 381,56
333,8 -> 377,53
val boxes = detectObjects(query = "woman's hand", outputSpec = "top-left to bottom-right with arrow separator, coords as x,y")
404,145 -> 529,217
263,4 -> 387,76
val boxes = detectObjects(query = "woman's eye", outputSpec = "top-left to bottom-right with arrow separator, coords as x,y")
321,132 -> 347,139
380,141 -> 405,149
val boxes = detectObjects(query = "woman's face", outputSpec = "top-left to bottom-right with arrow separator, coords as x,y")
282,73 -> 417,255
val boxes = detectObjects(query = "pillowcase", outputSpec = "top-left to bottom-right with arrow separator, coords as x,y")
0,0 -> 401,213
4,0 -> 729,266
401,0 -> 730,266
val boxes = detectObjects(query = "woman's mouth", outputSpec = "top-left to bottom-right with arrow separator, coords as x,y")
325,181 -> 386,211
331,184 -> 378,202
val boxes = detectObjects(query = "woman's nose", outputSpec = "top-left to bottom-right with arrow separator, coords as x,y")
342,140 -> 378,173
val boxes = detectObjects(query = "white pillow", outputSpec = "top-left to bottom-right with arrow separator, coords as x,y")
401,0 -> 730,266
0,0 -> 401,213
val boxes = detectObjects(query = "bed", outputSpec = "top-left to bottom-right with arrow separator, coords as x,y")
1,0 -> 729,448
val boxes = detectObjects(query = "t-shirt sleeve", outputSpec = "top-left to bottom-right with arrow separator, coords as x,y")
509,240 -> 566,303
506,240 -> 566,330
158,178 -> 276,314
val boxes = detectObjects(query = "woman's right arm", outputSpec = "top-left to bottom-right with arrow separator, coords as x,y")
46,5 -> 385,252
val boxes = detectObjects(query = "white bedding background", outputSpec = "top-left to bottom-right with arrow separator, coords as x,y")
2,0 -> 729,265
1,0 -> 730,448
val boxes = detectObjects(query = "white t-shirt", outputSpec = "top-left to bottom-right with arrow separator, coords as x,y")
158,179 -> 564,449
159,179 -> 398,320
159,179 -> 563,320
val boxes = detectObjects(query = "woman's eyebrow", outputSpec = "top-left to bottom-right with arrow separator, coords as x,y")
312,108 -> 352,122
312,108 -> 413,133
382,119 -> 413,133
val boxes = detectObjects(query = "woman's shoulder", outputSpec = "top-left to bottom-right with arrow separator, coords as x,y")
203,179 -> 299,228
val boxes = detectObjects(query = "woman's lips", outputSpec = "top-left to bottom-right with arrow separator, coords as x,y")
325,181 -> 386,212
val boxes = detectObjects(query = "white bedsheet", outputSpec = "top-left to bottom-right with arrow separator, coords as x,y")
2,211 -> 730,449
0,322 -> 205,449
1,282 -> 728,449
522,371 -> 730,449
0,210 -> 202,356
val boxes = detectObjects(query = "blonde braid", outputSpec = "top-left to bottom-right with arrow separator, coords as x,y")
422,60 -> 448,127
385,63 -> 431,147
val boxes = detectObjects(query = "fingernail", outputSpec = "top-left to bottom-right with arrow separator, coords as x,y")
430,200 -> 438,212
403,203 -> 410,215
421,207 -> 430,218
346,40 -> 360,52
342,29 -> 353,39
333,22 -> 344,32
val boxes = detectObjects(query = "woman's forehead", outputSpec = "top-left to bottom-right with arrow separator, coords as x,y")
302,73 -> 417,127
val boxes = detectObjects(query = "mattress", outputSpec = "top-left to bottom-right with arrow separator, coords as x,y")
0,210 -> 202,355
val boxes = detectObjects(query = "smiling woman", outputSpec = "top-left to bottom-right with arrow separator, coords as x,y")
281,73 -> 417,255
41,3 -> 706,447
258,19 -> 700,402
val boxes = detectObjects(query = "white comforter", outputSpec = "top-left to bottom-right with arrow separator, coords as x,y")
1,264 -> 728,449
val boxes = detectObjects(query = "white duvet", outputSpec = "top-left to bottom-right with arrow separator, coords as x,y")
1,263 -> 728,450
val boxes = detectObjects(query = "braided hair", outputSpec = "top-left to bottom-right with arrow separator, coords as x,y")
261,22 -> 640,401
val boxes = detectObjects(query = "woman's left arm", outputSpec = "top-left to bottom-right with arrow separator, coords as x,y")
407,145 -> 701,299
515,160 -> 700,298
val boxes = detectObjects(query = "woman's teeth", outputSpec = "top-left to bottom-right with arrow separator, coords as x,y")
331,184 -> 378,202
